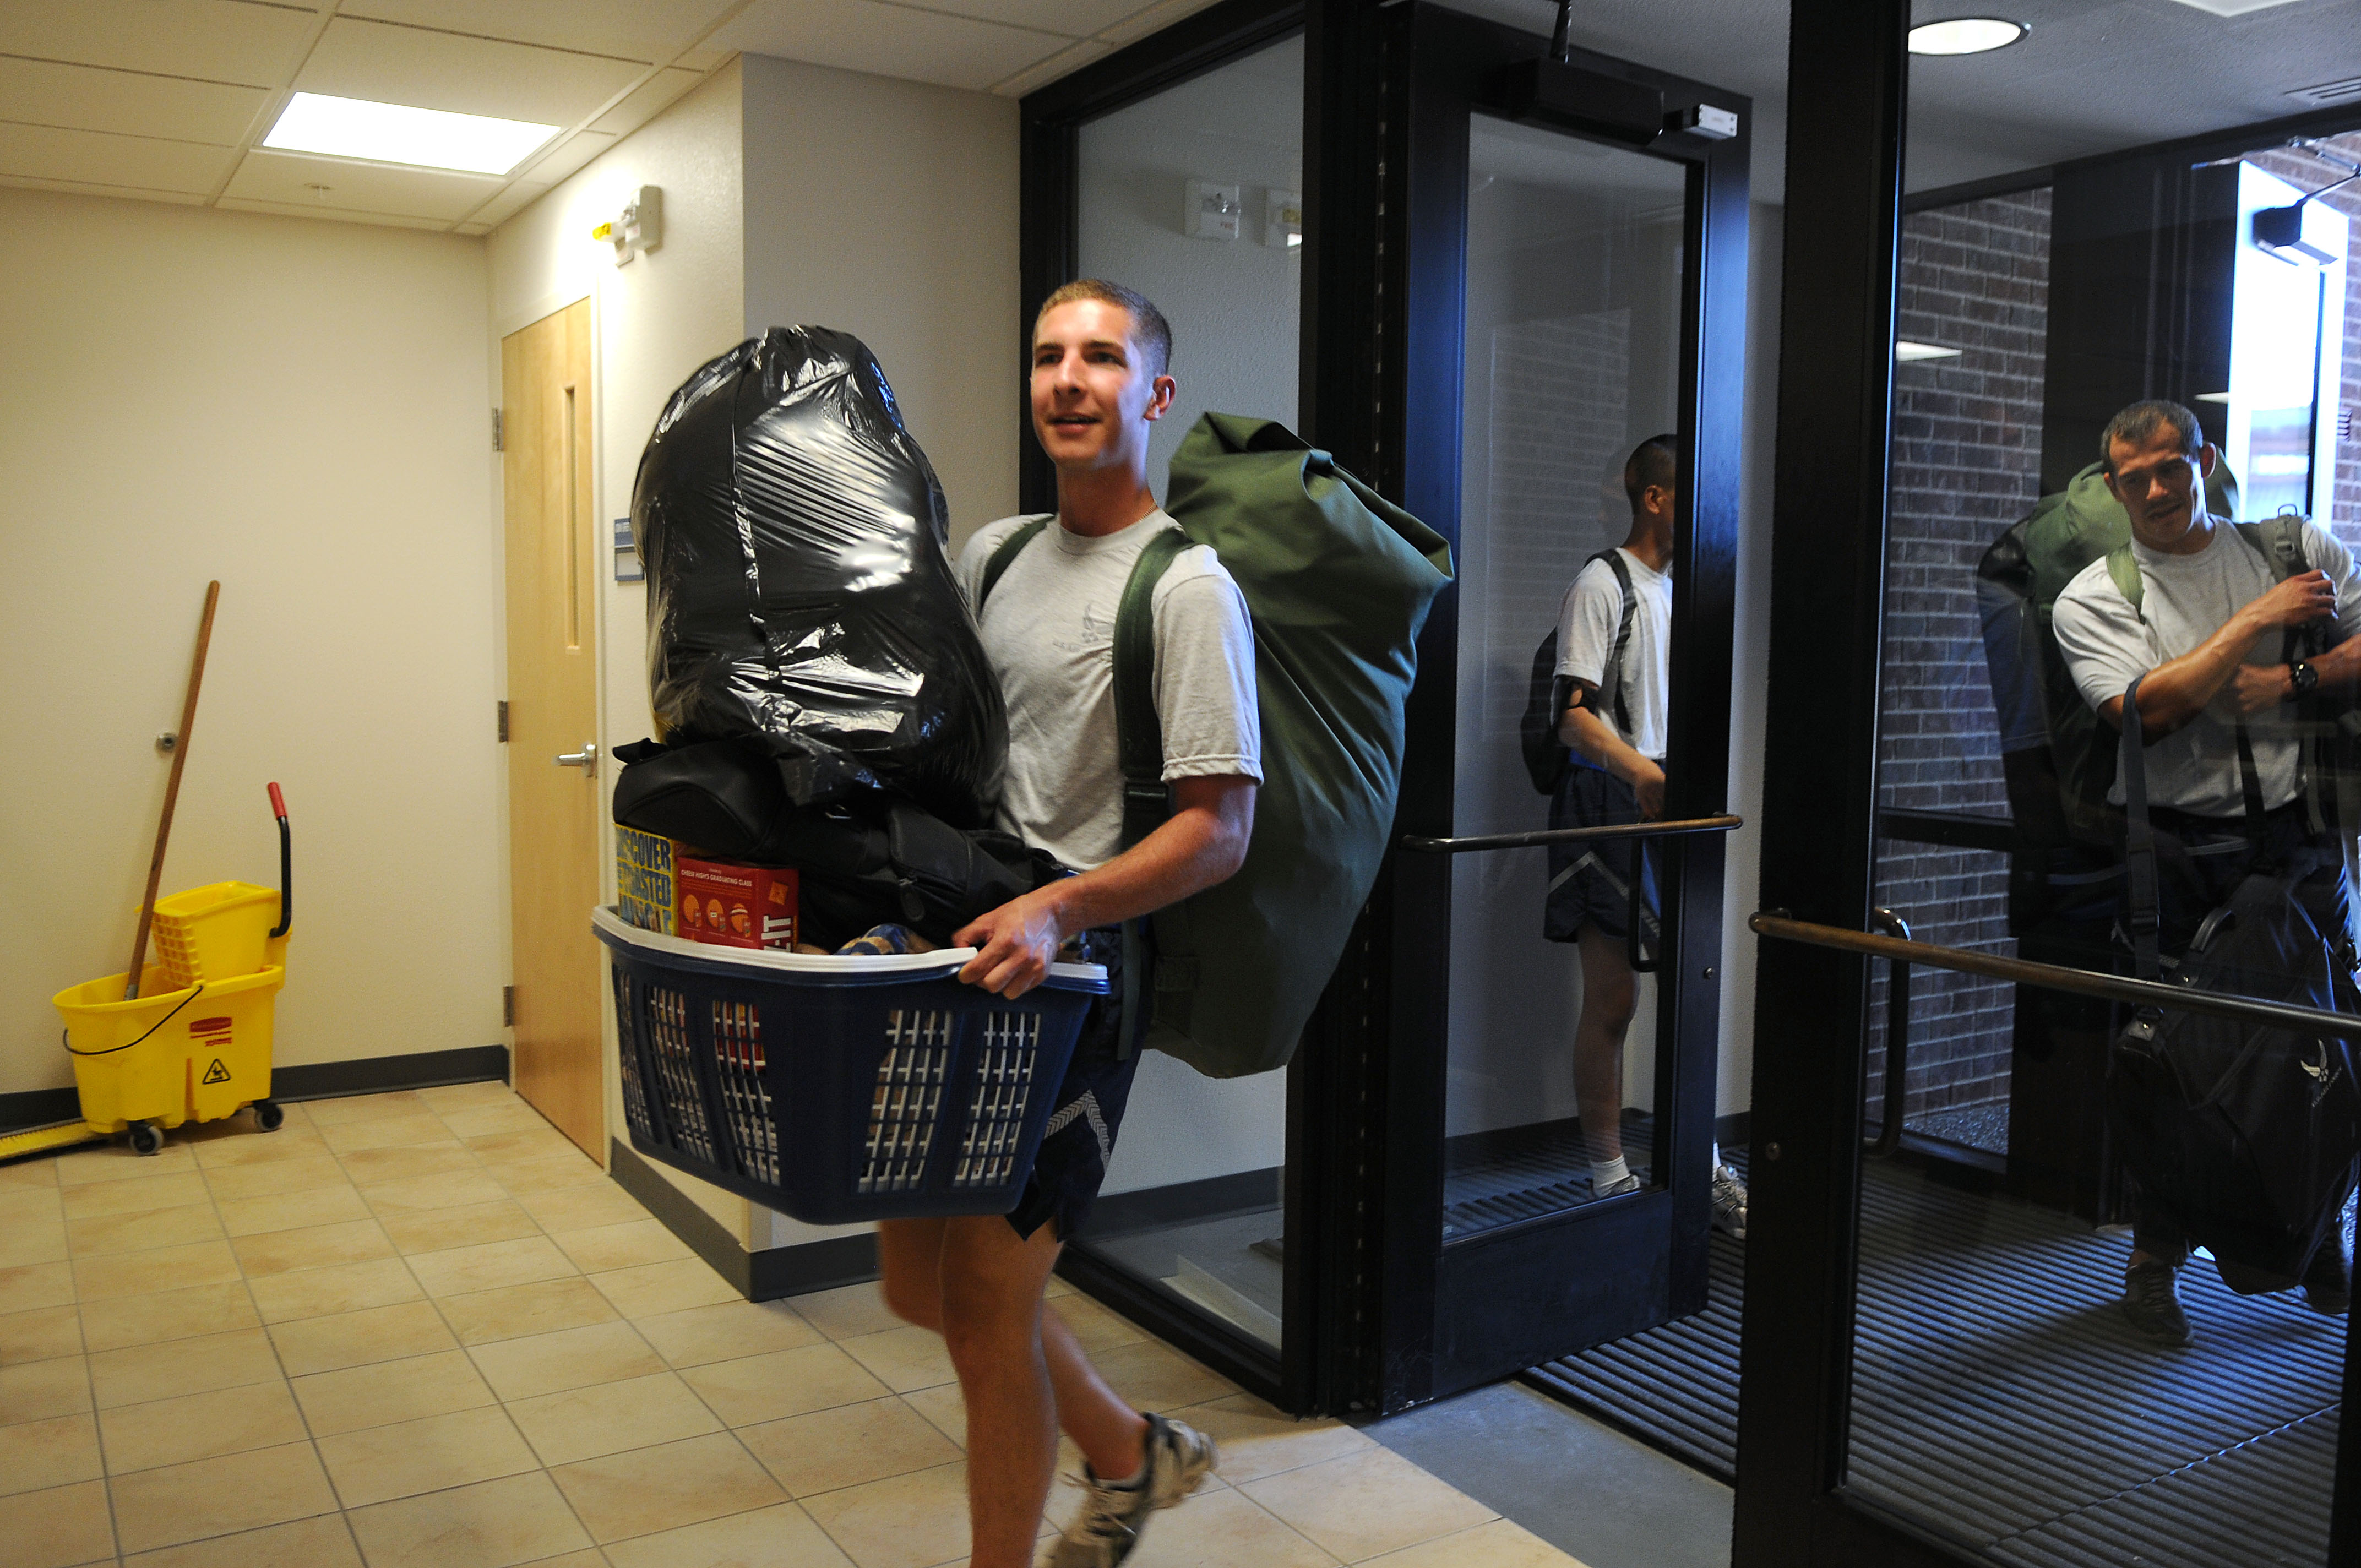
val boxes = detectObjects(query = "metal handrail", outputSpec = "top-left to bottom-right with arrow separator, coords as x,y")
1401,814 -> 1743,854
1750,912 -> 2361,1041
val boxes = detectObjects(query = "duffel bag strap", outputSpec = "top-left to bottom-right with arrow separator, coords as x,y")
2121,675 -> 2163,983
2235,721 -> 2269,868
1111,526 -> 1192,1058
975,516 -> 1053,611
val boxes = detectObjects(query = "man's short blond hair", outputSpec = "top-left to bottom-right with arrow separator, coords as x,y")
1034,279 -> 1172,379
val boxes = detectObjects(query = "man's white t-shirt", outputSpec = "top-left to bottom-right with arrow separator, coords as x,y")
1555,548 -> 1672,762
2052,519 -> 2361,815
956,511 -> 1262,872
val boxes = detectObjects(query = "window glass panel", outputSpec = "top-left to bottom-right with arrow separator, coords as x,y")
1856,8 -> 2361,1560
1445,115 -> 1689,1238
1061,36 -> 1303,1352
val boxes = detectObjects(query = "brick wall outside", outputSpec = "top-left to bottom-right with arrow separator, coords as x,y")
1867,189 -> 2053,1129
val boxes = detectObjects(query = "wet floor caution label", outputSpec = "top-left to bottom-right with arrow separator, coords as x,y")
201,1058 -> 231,1085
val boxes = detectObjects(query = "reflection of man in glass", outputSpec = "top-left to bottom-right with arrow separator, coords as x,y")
2053,399 -> 2358,1344
1547,435 -> 1748,1235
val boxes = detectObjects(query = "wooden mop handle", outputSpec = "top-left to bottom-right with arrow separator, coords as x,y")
125,581 -> 221,999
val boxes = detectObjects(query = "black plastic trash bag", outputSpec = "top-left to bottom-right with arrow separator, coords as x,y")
632,326 -> 1006,827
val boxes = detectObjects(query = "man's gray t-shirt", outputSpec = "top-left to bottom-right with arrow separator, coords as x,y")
956,511 -> 1262,871
2052,519 -> 2361,815
1555,548 -> 1671,762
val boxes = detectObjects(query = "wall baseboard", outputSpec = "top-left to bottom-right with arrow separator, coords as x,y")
2,1044 -> 511,1134
609,1140 -> 878,1302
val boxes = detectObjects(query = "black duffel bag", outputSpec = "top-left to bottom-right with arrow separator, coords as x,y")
2104,676 -> 2361,1285
612,737 -> 1064,950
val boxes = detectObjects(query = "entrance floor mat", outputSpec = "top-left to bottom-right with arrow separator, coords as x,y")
1526,1157 -> 2347,1567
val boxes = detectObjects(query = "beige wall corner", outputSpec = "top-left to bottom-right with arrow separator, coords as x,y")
1,189 -> 499,1097
739,53 -> 1023,553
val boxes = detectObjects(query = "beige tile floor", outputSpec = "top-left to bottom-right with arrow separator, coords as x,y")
0,1084 -> 1582,1568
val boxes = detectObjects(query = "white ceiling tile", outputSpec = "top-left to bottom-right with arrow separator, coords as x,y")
464,177 -> 552,230
0,172 -> 208,203
215,194 -> 454,229
0,121 -> 240,192
337,0 -> 744,66
675,46 -> 733,71
0,0 -> 317,88
893,0 -> 1131,39
710,0 -> 1072,92
588,67 -> 705,137
222,145 -> 505,218
990,39 -> 1113,97
513,128 -> 616,184
1093,0 -> 1225,47
0,57 -> 269,144
294,16 -> 647,129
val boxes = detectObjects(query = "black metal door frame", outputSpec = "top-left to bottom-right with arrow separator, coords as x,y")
1736,0 -> 2361,1562
1353,2 -> 1750,1410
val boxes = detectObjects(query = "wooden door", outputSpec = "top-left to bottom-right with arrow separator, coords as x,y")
502,300 -> 602,1159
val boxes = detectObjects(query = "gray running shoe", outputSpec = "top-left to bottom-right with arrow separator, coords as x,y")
1044,1411 -> 1216,1567
1711,1162 -> 1749,1240
2120,1260 -> 2193,1345
1594,1171 -> 1644,1200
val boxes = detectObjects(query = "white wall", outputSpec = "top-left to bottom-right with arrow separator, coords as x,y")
741,55 -> 1021,556
1714,202 -> 1783,1120
1,190 -> 499,1099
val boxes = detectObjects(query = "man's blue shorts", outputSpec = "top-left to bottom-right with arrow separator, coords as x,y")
1005,926 -> 1139,1242
1543,766 -> 1660,946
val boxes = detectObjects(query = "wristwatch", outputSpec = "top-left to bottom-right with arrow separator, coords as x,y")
2290,660 -> 2319,698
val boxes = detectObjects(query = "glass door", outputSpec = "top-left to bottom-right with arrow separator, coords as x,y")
1388,4 -> 1750,1402
1019,14 -> 1306,1404
1742,2 -> 2361,1564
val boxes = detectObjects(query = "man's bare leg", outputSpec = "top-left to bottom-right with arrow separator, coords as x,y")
1574,923 -> 1638,1173
877,1217 -> 1149,1565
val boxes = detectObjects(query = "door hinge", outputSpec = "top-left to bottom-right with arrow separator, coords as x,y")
497,700 -> 509,742
503,986 -> 515,1027
492,408 -> 504,452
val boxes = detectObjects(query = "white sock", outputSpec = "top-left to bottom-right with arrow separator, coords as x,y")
1592,1155 -> 1631,1190
1711,1142 -> 1722,1170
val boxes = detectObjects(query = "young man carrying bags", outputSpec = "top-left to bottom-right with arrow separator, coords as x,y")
874,279 -> 1260,1568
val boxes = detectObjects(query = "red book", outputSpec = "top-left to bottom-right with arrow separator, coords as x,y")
675,857 -> 799,951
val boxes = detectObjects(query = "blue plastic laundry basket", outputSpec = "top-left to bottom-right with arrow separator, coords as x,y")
591,908 -> 1109,1224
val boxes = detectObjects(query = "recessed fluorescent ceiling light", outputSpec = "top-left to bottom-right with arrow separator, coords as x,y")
263,92 -> 557,175
1909,18 -> 2027,55
1895,341 -> 1963,361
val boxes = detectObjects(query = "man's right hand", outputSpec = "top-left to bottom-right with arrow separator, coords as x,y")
2250,569 -> 2336,630
1631,758 -> 1666,821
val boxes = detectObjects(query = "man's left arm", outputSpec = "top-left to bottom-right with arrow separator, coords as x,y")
2229,528 -> 2361,711
954,776 -> 1256,997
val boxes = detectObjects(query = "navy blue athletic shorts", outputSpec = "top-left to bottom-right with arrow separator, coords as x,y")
1543,766 -> 1660,947
1004,925 -> 1139,1242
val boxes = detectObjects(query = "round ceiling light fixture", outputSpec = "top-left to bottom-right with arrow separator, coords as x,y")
1908,17 -> 2028,55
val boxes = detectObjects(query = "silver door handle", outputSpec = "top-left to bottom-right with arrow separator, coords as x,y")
554,743 -> 598,776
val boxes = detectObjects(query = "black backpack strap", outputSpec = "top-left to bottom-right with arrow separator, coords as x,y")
2234,721 -> 2268,867
1109,525 -> 1193,1057
2120,674 -> 2162,982
975,516 -> 1053,611
1585,549 -> 1639,734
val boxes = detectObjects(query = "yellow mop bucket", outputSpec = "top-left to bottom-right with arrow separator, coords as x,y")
54,964 -> 286,1151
